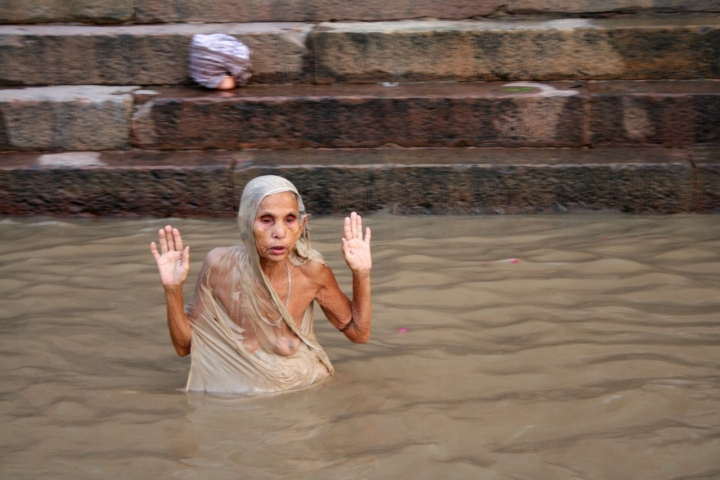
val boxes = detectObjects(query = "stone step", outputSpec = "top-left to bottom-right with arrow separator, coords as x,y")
1,148 -> 717,216
0,86 -> 138,151
1,0 -> 134,24
131,82 -> 589,150
131,81 -> 720,151
0,150 -> 237,216
2,16 -> 719,87
312,15 -> 720,84
3,0 -> 719,25
132,0 -> 720,23
0,24 -> 313,87
590,81 -> 720,147
234,147 -> 719,215
2,81 -> 718,152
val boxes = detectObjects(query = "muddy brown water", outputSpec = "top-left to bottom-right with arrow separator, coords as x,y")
1,214 -> 718,480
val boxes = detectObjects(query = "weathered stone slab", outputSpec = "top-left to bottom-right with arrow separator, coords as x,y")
0,24 -> 313,86
0,0 -> 133,24
132,0 -> 720,24
0,86 -> 136,151
589,81 -> 720,147
0,150 -> 238,216
312,16 -> 720,84
689,149 -> 720,213
0,147 -> 706,216
132,82 -> 589,150
696,164 -> 720,213
506,0 -> 720,14
134,0 -> 499,23
233,148 -> 696,214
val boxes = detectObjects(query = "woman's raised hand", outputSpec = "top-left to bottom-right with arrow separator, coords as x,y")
341,212 -> 372,274
150,225 -> 190,290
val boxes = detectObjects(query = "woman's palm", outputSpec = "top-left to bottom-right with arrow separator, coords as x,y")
341,213 -> 372,273
151,226 -> 190,289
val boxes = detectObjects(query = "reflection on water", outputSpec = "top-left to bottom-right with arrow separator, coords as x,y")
0,214 -> 719,479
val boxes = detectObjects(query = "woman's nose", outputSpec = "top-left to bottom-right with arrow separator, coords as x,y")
272,224 -> 286,239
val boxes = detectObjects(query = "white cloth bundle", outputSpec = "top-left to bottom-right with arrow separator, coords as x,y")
189,34 -> 252,89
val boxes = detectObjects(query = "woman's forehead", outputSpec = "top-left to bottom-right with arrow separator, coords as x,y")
256,191 -> 299,214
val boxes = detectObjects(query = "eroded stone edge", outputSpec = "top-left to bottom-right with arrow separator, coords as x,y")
231,156 -> 703,215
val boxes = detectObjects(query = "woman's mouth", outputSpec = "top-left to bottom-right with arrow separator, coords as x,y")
269,246 -> 286,255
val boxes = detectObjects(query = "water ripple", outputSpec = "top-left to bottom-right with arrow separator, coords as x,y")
0,214 -> 718,479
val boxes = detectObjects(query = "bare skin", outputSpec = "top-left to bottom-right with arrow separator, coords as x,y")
216,75 -> 236,90
150,191 -> 372,357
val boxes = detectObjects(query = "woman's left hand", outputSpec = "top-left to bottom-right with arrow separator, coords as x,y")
342,212 -> 372,274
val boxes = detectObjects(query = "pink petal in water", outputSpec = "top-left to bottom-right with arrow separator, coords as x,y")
397,328 -> 409,333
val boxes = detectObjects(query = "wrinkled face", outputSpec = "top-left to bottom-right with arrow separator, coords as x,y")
253,191 -> 306,264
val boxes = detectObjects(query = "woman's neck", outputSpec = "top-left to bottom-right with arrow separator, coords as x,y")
259,257 -> 288,280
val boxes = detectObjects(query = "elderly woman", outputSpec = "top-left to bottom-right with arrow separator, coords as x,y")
150,176 -> 372,394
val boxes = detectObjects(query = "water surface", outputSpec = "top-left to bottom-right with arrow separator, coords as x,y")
1,214 -> 719,479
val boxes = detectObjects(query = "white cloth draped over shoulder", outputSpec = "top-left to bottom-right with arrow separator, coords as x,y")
185,176 -> 333,394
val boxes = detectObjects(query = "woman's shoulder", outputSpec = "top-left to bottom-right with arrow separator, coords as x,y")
204,246 -> 230,264
204,245 -> 246,267
297,258 -> 335,286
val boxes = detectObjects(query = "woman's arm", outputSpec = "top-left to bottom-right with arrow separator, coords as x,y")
315,213 -> 372,343
150,225 -> 192,356
163,286 -> 192,356
340,213 -> 372,342
343,269 -> 372,343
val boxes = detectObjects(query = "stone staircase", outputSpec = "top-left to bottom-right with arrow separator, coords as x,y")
1,1 -> 718,216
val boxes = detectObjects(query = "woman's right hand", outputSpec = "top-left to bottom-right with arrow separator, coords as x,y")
150,225 -> 190,291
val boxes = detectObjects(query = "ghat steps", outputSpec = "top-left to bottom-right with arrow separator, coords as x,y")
2,0 -> 720,24
0,1 -> 719,216
2,16 -> 720,86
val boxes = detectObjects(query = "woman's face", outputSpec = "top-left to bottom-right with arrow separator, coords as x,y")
253,191 -> 306,265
